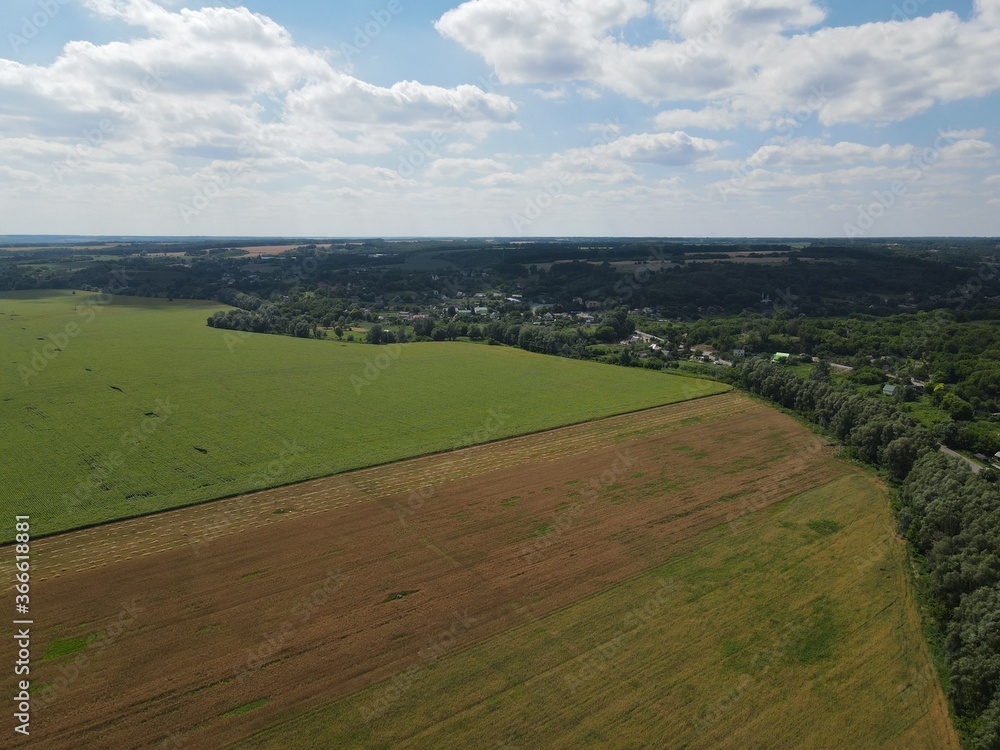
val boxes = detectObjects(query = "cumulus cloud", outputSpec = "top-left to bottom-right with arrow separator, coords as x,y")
743,139 -> 919,168
1,0 -> 517,163
587,131 -> 724,165
436,0 -> 648,83
654,106 -> 741,130
437,0 -> 1000,129
653,0 -> 826,36
426,157 -> 510,179
476,129 -> 722,193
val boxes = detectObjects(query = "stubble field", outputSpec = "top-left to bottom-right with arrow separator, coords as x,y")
0,392 -> 958,749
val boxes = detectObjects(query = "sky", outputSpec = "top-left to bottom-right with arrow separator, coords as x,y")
0,0 -> 998,237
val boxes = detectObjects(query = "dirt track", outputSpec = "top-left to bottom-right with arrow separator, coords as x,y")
2,393 -> 841,749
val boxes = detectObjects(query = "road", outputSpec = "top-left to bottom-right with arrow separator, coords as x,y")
940,445 -> 983,474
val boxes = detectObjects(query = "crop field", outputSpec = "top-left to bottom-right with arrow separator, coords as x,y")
0,291 -> 726,539
261,475 -> 957,750
1,393 -> 957,749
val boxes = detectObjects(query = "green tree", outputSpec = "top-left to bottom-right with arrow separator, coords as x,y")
942,392 -> 974,421
884,437 -> 919,481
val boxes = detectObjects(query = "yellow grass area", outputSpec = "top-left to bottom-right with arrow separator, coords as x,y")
240,473 -> 959,750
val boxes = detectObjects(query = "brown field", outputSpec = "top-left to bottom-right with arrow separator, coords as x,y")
233,245 -> 331,257
0,392 -> 957,749
686,255 -> 790,264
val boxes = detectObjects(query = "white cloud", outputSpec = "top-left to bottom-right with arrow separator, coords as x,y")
743,139 -> 918,168
938,138 -> 996,162
1,0 -> 996,237
436,0 -> 648,83
653,0 -> 826,37
476,129 -> 721,193
446,142 -> 478,155
586,121 -> 622,134
0,0 -> 517,166
437,0 -> 1000,129
589,131 -> 724,165
942,128 -> 988,139
426,157 -> 510,179
654,107 -> 741,130
533,87 -> 570,100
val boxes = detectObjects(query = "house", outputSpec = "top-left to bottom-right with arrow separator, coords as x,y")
882,384 -> 899,398
771,352 -> 790,363
733,348 -> 746,358
474,306 -> 489,315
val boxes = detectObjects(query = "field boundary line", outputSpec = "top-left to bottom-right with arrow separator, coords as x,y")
5,386 -> 733,550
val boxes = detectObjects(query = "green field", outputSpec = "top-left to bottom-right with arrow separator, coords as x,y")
0,291 -> 727,539
240,474 -> 958,750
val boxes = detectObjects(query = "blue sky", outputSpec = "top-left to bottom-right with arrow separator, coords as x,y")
1,0 -> 998,236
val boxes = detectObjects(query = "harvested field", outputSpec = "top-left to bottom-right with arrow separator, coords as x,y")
247,475 -> 957,750
233,245 -> 331,257
0,393 -> 956,749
